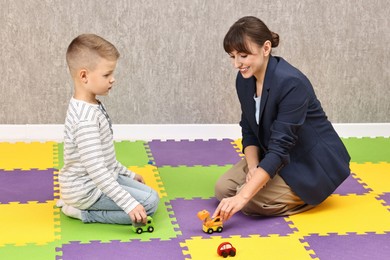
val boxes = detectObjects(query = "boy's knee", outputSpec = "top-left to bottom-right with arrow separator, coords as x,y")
145,189 -> 159,215
152,190 -> 160,205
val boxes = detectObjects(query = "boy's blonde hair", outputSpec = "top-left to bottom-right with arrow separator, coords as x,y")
66,34 -> 120,76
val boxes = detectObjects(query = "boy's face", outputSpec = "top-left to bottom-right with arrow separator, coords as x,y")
85,58 -> 117,96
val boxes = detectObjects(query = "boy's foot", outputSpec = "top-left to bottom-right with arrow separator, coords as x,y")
56,199 -> 65,208
62,205 -> 82,220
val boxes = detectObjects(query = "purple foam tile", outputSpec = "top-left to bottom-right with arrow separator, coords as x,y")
333,174 -> 371,195
304,232 -> 390,260
378,193 -> 390,207
148,139 -> 242,167
168,198 -> 294,239
0,169 -> 56,203
60,239 -> 185,260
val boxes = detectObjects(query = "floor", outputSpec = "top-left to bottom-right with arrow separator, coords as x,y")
0,137 -> 389,259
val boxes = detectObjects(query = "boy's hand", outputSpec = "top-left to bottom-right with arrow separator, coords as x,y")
129,204 -> 147,224
134,174 -> 145,184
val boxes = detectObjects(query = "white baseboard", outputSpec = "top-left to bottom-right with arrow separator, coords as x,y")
0,123 -> 389,142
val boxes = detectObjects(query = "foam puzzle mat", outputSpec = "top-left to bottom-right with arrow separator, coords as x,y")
0,137 -> 389,259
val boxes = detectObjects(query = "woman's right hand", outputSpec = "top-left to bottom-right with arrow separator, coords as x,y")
128,204 -> 147,224
213,194 -> 249,222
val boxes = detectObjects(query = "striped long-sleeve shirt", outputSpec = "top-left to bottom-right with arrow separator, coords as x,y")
59,98 -> 138,214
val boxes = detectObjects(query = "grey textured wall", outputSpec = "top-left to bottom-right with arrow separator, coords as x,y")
1,0 -> 389,124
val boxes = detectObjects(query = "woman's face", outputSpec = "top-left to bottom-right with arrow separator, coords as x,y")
228,39 -> 270,80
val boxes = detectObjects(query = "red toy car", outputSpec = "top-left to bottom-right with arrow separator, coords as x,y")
217,242 -> 236,258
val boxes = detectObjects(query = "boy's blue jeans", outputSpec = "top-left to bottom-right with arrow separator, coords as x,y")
80,175 -> 159,224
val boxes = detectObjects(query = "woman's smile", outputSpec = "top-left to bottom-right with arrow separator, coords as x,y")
239,66 -> 250,73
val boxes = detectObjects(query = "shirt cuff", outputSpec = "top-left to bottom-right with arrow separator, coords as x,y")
257,153 -> 283,178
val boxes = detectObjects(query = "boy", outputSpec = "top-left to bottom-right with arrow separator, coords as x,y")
58,34 -> 159,225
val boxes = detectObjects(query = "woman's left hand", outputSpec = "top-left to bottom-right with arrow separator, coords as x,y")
246,166 -> 258,182
212,194 -> 248,222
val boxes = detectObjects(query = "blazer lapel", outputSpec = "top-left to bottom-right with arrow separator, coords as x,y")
237,73 -> 257,133
245,76 -> 256,122
259,56 -> 278,123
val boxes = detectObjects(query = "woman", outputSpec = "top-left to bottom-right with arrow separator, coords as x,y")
213,16 -> 350,222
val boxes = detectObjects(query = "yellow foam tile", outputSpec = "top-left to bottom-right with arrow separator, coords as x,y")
351,162 -> 390,193
129,165 -> 167,198
0,201 -> 60,246
0,142 -> 56,170
287,194 -> 390,236
232,139 -> 243,155
181,235 -> 315,260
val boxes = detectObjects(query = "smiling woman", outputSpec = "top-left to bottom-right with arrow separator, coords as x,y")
224,17 -> 280,97
213,16 -> 351,222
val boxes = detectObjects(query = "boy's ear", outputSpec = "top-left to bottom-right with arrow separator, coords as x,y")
79,69 -> 88,84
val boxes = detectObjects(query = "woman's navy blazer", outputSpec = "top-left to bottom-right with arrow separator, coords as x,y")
236,55 -> 351,205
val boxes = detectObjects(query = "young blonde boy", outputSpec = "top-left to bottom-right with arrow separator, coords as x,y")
58,34 -> 159,224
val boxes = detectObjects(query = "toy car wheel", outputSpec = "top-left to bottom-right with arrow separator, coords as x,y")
230,250 -> 236,257
217,227 -> 223,233
147,226 -> 154,232
207,228 -> 214,234
136,228 -> 143,234
222,251 -> 228,258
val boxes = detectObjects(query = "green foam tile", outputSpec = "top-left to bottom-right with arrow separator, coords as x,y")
0,242 -> 58,260
342,137 -> 390,163
114,141 -> 150,167
58,199 -> 178,244
158,165 -> 231,200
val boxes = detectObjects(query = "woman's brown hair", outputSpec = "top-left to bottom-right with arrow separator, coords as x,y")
223,16 -> 279,54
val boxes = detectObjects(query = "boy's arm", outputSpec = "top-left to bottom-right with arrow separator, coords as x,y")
115,161 -> 145,183
75,120 -> 140,214
115,161 -> 136,178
